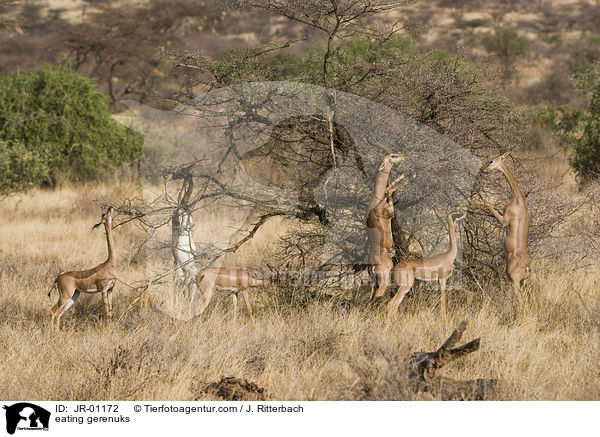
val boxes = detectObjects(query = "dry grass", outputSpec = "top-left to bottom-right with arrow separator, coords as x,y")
1,184 -> 599,401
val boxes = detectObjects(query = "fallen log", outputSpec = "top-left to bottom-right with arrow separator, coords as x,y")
198,375 -> 268,401
409,321 -> 499,400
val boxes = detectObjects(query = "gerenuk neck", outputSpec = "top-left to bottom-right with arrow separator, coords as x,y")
370,162 -> 392,208
498,161 -> 524,202
447,214 -> 458,257
105,221 -> 116,264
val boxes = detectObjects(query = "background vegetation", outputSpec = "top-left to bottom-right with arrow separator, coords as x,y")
0,65 -> 142,192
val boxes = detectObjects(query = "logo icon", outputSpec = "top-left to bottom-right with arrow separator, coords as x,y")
3,403 -> 50,435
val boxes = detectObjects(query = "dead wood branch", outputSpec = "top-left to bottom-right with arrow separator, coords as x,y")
409,321 -> 499,400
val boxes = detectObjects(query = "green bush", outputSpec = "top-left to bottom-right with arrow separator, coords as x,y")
0,140 -> 49,193
569,33 -> 600,74
571,86 -> 600,183
483,27 -> 529,67
0,64 -> 142,192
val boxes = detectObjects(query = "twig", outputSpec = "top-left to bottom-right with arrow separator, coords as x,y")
116,283 -> 149,324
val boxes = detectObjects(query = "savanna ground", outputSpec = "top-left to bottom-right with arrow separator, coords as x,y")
1,180 -> 599,401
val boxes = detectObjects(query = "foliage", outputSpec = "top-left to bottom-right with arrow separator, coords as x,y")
573,61 -> 600,93
536,63 -> 600,183
299,33 -> 419,90
0,140 -> 48,193
571,85 -> 600,183
329,35 -> 523,153
483,26 -> 529,65
0,65 -> 142,192
534,105 -> 586,142
569,33 -> 600,75
483,26 -> 529,82
169,30 -> 524,156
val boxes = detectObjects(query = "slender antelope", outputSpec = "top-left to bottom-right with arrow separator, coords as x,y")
465,152 -> 531,300
367,153 -> 406,299
48,207 -> 117,330
388,212 -> 466,316
194,268 -> 265,321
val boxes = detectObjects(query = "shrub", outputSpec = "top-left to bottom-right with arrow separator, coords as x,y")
571,86 -> 600,183
569,33 -> 600,74
483,26 -> 529,82
0,140 -> 48,193
0,64 -> 142,192
483,27 -> 529,65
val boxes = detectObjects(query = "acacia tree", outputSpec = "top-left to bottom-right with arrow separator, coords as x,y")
119,0 -> 598,315
169,3 -> 521,156
167,4 -> 524,276
129,1 -> 521,298
238,0 -> 410,87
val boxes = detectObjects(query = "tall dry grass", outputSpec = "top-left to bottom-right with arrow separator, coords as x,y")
1,184 -> 599,400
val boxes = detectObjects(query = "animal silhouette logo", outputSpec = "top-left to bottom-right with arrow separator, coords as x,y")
3,403 -> 50,434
